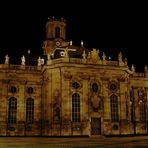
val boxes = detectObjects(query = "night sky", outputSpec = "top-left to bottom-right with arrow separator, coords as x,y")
0,1 -> 147,72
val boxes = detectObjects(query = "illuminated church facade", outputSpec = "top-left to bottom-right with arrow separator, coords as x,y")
0,17 -> 148,136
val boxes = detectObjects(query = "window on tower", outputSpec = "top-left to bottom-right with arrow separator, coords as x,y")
55,27 -> 60,38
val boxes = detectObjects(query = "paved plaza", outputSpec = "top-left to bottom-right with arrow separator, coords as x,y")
0,136 -> 148,147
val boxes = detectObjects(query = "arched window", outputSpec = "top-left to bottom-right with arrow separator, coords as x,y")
139,101 -> 146,122
130,103 -> 135,123
110,94 -> 119,122
26,98 -> 34,123
8,97 -> 17,124
55,27 -> 60,38
130,90 -> 135,123
72,93 -> 80,122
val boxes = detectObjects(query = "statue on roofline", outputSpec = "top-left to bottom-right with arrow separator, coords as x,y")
5,54 -> 9,64
91,48 -> 100,63
82,50 -> 86,59
131,64 -> 135,72
38,56 -> 41,66
118,52 -> 123,62
21,55 -> 25,65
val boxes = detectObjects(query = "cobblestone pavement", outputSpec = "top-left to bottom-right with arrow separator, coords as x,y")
0,136 -> 148,147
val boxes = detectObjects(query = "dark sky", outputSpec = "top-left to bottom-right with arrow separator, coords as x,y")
0,1 -> 147,72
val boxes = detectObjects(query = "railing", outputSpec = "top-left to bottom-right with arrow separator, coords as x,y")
69,58 -> 82,64
51,58 -> 119,66
133,73 -> 145,77
107,61 -> 119,66
0,58 -> 121,70
51,58 -> 64,64
51,58 -> 83,64
0,64 -> 40,71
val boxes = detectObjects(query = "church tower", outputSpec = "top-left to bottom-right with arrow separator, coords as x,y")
43,17 -> 69,55
46,17 -> 66,40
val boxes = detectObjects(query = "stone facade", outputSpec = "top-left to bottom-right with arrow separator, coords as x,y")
0,17 -> 148,136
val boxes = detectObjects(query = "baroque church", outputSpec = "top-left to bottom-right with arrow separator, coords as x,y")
0,17 -> 148,136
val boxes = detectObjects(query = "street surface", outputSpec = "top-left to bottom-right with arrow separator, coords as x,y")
0,136 -> 148,147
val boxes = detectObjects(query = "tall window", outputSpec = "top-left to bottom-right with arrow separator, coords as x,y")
72,93 -> 80,122
26,98 -> 34,123
130,90 -> 135,122
110,94 -> 119,122
139,101 -> 146,122
8,97 -> 17,124
131,103 -> 135,123
55,27 -> 60,38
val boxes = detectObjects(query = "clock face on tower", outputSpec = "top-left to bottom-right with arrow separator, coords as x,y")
55,41 -> 61,47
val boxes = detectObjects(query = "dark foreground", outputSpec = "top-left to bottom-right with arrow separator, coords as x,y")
0,136 -> 148,148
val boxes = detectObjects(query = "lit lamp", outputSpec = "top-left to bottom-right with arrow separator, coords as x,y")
27,49 -> 31,65
81,40 -> 83,48
28,49 -> 30,54
70,40 -> 72,46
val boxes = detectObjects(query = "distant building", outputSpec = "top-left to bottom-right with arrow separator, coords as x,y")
0,17 -> 148,136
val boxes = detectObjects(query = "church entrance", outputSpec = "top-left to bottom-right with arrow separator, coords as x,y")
91,117 -> 101,135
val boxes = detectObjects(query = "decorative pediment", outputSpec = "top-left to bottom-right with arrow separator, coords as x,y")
117,72 -> 129,82
7,73 -> 17,78
79,73 -> 90,80
131,86 -> 139,89
63,71 -> 72,80
91,48 -> 100,64
86,48 -> 102,64
18,79 -> 27,85
1,79 -> 10,84
117,76 -> 126,82
100,77 -> 110,81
